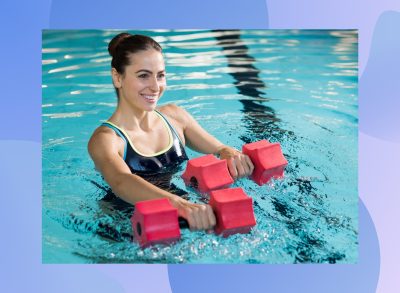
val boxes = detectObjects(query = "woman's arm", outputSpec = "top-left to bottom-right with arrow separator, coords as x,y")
160,104 -> 254,179
88,128 -> 215,230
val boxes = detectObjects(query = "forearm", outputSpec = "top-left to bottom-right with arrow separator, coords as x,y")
184,127 -> 225,155
110,173 -> 215,230
111,173 -> 178,205
186,134 -> 237,158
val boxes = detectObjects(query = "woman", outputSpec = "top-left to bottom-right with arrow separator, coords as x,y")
88,33 -> 254,232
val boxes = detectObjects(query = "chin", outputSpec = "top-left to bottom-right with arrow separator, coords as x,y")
143,103 -> 158,112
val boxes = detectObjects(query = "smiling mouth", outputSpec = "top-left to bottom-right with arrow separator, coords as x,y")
141,94 -> 158,102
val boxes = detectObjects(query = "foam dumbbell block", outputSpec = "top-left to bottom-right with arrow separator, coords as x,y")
243,140 -> 288,185
131,188 -> 257,247
181,154 -> 234,193
209,187 -> 256,237
131,198 -> 181,247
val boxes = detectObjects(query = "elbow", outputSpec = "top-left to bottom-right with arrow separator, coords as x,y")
110,176 -> 127,199
108,173 -> 140,204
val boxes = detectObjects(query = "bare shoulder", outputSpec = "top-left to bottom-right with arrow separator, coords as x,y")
88,125 -> 120,158
158,104 -> 187,120
158,103 -> 190,126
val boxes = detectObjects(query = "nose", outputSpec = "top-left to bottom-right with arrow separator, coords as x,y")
149,75 -> 160,92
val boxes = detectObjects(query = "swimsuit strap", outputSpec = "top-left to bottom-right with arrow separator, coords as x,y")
101,122 -> 128,160
155,110 -> 185,147
101,110 -> 185,161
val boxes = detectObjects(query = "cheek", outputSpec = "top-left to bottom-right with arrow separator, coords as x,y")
128,80 -> 144,90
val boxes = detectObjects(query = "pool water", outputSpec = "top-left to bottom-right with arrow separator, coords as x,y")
42,29 -> 358,263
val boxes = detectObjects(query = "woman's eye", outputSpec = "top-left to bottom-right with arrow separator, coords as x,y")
158,73 -> 165,79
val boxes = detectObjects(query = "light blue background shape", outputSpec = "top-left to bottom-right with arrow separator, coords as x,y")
1,0 -> 399,291
168,200 -> 378,293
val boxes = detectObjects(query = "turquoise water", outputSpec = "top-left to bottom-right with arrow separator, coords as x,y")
42,30 -> 358,263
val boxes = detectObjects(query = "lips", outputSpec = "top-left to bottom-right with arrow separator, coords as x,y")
141,94 -> 158,103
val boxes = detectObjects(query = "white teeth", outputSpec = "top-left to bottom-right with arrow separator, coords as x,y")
142,94 -> 157,100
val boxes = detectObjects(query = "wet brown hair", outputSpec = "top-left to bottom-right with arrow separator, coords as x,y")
108,33 -> 163,97
108,33 -> 162,74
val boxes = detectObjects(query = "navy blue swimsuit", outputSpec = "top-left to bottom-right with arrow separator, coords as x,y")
101,110 -> 188,186
97,110 -> 189,241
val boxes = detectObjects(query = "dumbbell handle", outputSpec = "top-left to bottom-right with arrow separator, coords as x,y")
178,217 -> 189,229
135,216 -> 189,238
133,188 -> 256,246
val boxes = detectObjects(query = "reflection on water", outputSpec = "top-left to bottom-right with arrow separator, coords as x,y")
214,30 -> 356,263
213,30 -> 284,144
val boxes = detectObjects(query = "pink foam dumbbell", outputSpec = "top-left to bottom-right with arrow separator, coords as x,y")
131,188 -> 257,247
209,187 -> 256,237
181,154 -> 234,193
243,140 -> 288,185
131,198 -> 181,247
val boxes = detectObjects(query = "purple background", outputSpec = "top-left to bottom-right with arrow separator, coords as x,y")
1,0 -> 399,292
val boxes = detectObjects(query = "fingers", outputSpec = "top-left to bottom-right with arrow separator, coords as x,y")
244,154 -> 255,175
227,158 -> 238,180
183,203 -> 216,231
235,155 -> 246,178
196,205 -> 208,230
206,204 -> 216,227
227,153 -> 254,180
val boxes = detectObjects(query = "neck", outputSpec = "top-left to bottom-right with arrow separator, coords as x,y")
109,100 -> 156,132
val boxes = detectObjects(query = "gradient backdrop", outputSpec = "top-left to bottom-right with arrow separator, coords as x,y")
1,0 -> 399,292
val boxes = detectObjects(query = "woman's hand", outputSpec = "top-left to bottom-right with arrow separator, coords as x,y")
169,196 -> 216,231
216,145 -> 254,180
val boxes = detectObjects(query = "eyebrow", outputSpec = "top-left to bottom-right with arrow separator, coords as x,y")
135,69 -> 165,74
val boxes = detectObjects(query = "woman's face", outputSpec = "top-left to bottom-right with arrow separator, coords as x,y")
114,49 -> 166,112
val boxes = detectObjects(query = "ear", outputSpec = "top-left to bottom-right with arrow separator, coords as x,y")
111,68 -> 122,89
